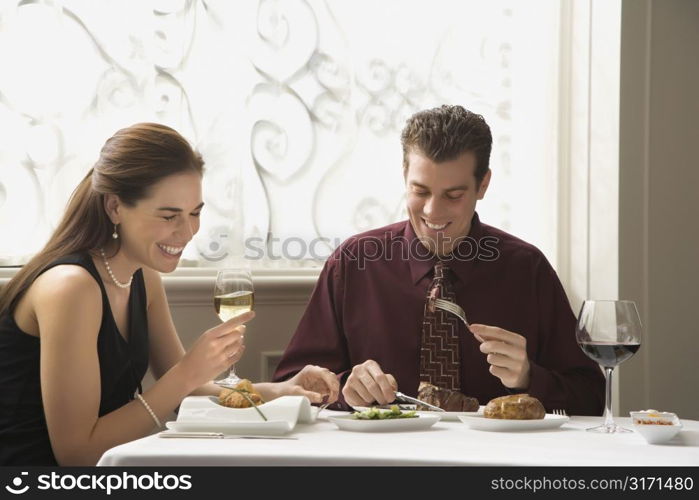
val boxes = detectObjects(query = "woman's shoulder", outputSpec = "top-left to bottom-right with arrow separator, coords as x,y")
35,262 -> 100,292
31,264 -> 102,312
16,262 -> 103,339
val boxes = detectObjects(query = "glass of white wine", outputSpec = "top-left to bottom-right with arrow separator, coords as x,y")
213,268 -> 254,387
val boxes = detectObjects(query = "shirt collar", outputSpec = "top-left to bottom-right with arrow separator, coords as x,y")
405,212 -> 484,285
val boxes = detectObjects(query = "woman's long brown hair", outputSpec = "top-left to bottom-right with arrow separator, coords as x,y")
0,123 -> 204,315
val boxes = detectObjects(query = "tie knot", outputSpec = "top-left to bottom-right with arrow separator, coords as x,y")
434,260 -> 449,280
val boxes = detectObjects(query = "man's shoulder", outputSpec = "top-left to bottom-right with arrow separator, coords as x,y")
480,221 -> 548,265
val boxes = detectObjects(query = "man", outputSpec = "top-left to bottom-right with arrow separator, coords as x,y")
274,105 -> 604,415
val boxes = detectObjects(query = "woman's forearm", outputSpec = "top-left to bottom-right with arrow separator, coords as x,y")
189,381 -> 222,396
58,363 -> 195,466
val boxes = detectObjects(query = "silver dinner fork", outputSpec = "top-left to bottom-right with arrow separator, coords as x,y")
433,298 -> 470,329
433,298 -> 485,342
552,409 -> 568,417
315,401 -> 332,414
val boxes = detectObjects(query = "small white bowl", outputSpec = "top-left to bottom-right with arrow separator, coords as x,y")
630,410 -> 682,444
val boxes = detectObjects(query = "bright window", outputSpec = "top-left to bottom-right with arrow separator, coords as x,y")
0,0 -> 613,281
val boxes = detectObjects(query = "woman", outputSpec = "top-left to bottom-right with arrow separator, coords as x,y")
0,123 -> 339,465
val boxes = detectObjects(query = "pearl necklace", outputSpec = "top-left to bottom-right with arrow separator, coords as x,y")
99,248 -> 133,289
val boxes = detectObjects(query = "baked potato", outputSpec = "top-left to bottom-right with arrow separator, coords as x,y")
484,394 -> 545,420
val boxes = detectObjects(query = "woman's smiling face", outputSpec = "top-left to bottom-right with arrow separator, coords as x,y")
112,171 -> 203,272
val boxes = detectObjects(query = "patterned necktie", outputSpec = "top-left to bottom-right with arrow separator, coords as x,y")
419,261 -> 461,390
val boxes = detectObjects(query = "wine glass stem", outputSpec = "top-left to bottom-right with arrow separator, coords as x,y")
603,366 -> 615,428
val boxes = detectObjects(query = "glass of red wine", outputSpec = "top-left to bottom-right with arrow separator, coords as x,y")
576,300 -> 642,433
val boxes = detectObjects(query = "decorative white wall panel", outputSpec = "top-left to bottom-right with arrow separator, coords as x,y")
0,0 -> 562,269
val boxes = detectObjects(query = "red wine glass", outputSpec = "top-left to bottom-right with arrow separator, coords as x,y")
576,300 -> 642,433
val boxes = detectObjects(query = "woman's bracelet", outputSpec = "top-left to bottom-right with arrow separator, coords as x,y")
136,394 -> 162,428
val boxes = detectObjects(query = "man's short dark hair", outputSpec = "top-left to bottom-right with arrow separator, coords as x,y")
401,105 -> 493,183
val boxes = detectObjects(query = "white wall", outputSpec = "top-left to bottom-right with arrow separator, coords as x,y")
619,0 -> 699,418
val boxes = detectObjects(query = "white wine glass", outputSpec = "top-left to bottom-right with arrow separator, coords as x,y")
213,268 -> 254,387
576,300 -> 642,433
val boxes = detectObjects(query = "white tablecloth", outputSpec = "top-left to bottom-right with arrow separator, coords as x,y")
97,413 -> 699,466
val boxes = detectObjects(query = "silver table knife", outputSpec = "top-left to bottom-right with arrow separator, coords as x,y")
395,392 -> 445,412
159,431 -> 297,440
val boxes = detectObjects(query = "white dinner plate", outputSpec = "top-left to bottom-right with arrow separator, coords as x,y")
165,420 -> 292,435
417,410 -> 481,421
457,413 -> 569,432
328,414 -> 440,432
415,405 -> 485,421
353,405 -> 417,412
354,406 -> 484,422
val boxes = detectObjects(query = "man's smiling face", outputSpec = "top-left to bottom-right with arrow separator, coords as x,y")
405,150 -> 490,256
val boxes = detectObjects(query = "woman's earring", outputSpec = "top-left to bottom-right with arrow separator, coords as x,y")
112,224 -> 119,239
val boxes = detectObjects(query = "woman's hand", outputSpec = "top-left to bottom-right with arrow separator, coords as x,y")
274,365 -> 340,404
177,311 -> 254,391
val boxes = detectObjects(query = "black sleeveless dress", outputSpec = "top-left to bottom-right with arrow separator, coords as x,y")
0,253 -> 149,465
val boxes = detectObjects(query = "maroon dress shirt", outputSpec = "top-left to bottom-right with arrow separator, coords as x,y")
274,213 -> 604,415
